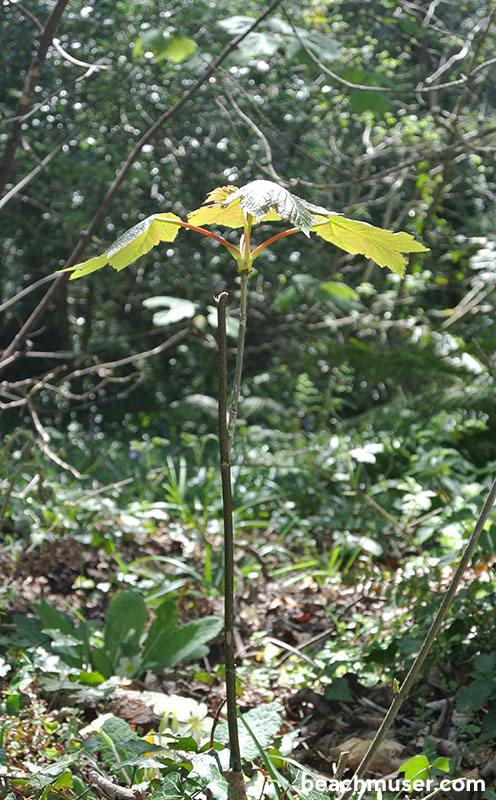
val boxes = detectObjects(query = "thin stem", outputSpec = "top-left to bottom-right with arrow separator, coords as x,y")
227,270 -> 248,453
251,227 -> 300,259
172,220 -> 241,258
341,475 -> 496,799
215,292 -> 246,799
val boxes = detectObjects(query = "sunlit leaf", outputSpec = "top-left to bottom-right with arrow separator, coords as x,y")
399,754 -> 430,787
163,36 -> 198,63
188,180 -> 329,235
64,213 -> 183,279
312,214 -> 429,276
133,30 -> 197,64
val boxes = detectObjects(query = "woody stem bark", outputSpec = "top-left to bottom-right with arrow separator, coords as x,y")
215,292 -> 247,800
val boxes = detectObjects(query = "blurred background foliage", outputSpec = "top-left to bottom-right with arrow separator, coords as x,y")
1,0 -> 496,578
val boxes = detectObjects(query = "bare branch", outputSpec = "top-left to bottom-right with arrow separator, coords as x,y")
27,401 -> 85,479
0,130 -> 75,211
51,38 -> 108,77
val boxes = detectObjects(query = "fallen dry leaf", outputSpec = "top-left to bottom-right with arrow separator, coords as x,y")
327,736 -> 405,775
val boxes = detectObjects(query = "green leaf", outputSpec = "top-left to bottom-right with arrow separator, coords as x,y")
163,36 -> 198,63
77,669 -> 106,685
399,755 -> 430,787
230,180 -> 329,235
134,30 -> 197,63
149,772 -> 184,800
312,215 -> 429,276
315,280 -> 359,301
64,213 -> 183,279
189,753 -> 229,800
90,648 -> 113,679
458,678 -> 493,710
152,616 -> 223,671
141,598 -> 179,671
275,284 -> 300,311
238,31 -> 281,57
104,591 -> 147,670
96,716 -> 142,771
215,702 -> 283,759
107,214 -> 182,271
432,757 -> 450,773
33,599 -> 77,637
325,677 -> 354,702
349,88 -> 391,116
53,772 -> 73,790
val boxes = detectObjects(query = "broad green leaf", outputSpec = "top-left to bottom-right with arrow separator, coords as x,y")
215,702 -> 283,759
275,284 -> 300,311
399,754 -> 430,786
91,648 -> 113,679
33,599 -> 77,637
152,616 -> 223,671
64,213 -> 182,279
432,757 -> 450,773
350,88 -> 391,115
294,30 -> 340,63
312,215 -> 429,276
458,678 -> 493,710
217,15 -> 256,34
141,598 -> 179,670
149,772 -> 184,800
163,36 -> 197,63
189,753 -> 229,800
104,591 -> 147,670
53,772 -> 73,790
108,214 -> 182,271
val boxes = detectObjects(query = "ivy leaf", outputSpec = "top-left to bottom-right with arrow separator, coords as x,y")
312,214 -> 429,276
63,213 -> 183,279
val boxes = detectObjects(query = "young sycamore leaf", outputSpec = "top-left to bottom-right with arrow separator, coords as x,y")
64,213 -> 182,279
62,180 -> 427,280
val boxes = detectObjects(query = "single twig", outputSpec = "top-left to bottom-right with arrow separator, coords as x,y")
52,37 -> 108,76
85,768 -> 145,800
209,698 -> 227,749
27,401 -> 85,478
227,270 -> 249,453
0,130 -> 76,211
0,274 -> 56,314
215,292 -> 247,800
340,475 -> 496,798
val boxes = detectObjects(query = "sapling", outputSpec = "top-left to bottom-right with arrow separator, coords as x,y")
62,179 -> 428,797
